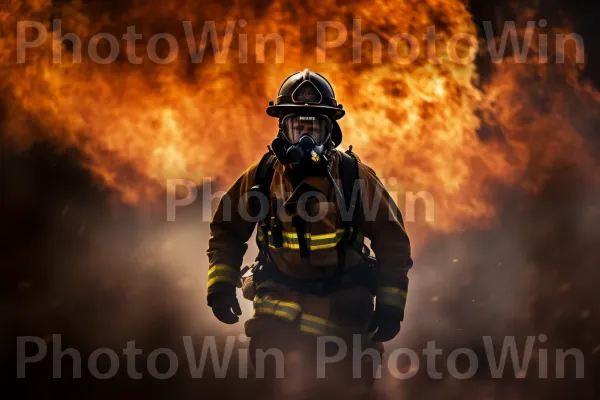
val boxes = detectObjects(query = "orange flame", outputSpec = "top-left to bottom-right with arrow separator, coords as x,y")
1,0 -> 599,250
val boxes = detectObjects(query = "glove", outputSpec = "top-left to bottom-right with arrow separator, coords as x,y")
207,285 -> 242,324
368,304 -> 402,342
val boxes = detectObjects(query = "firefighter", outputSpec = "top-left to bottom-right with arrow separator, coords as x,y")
206,69 -> 413,399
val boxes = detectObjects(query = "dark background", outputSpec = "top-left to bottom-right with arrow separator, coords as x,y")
2,0 -> 600,399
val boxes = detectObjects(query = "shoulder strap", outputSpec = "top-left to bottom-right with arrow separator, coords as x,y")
334,148 -> 361,275
253,151 -> 277,260
339,148 -> 360,234
255,151 -> 277,190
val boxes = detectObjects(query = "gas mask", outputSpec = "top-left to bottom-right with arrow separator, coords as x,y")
271,113 -> 333,173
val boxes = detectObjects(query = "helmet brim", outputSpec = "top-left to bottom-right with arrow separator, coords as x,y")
266,104 -> 345,120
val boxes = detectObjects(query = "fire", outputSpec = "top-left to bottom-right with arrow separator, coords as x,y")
1,0 -> 599,249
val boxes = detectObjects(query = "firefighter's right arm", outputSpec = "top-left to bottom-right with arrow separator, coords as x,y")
206,163 -> 259,297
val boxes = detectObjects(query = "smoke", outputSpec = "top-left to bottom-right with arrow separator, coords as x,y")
3,0 -> 600,398
5,138 -> 599,400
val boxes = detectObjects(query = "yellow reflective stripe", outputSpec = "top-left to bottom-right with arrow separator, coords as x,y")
267,242 -> 338,250
207,264 -> 238,288
303,231 -> 339,240
255,307 -> 297,321
273,309 -> 297,321
280,230 -> 345,240
269,242 -> 299,250
207,275 -> 237,287
256,296 -> 302,312
253,296 -> 302,322
380,287 -> 407,298
299,313 -> 338,335
258,229 -> 347,240
301,313 -> 334,326
379,297 -> 406,307
253,297 -> 340,335
208,264 -> 237,274
377,286 -> 408,308
258,229 -> 359,251
309,242 -> 338,250
300,325 -> 325,335
281,231 -> 302,239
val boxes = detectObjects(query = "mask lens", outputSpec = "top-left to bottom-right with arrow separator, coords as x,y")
282,115 -> 331,144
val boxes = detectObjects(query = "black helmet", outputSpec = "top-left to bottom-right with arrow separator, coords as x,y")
266,68 -> 345,120
268,69 -> 344,147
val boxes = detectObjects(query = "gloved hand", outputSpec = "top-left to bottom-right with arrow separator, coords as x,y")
207,286 -> 242,324
368,304 -> 402,342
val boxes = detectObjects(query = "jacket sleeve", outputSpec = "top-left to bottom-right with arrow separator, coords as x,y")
206,162 -> 260,296
357,162 -> 413,320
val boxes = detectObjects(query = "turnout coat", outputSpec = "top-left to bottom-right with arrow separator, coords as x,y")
207,151 -> 412,338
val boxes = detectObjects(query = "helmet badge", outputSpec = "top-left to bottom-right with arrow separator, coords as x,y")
291,80 -> 323,104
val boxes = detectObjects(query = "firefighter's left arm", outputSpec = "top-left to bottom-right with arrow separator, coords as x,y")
206,163 -> 259,297
358,163 -> 413,320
